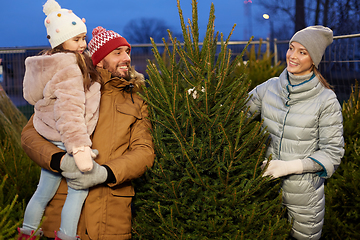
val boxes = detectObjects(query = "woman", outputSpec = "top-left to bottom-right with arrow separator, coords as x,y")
247,26 -> 344,240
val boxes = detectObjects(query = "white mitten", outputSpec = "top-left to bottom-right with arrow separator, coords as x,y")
262,159 -> 303,179
73,146 -> 94,172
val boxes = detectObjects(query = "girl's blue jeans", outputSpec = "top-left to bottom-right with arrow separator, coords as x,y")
22,168 -> 88,237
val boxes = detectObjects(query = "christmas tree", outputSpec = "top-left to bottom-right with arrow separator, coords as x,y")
0,84 -> 40,203
233,39 -> 285,91
0,84 -> 41,239
322,81 -> 360,239
132,0 -> 291,239
0,175 -> 21,239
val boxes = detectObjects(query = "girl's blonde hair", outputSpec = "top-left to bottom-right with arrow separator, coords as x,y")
41,45 -> 100,91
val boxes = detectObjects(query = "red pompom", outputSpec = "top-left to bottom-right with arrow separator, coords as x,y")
92,26 -> 106,37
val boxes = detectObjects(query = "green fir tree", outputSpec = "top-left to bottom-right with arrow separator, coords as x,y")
0,84 -> 40,205
322,81 -> 360,239
0,84 -> 41,238
233,39 -> 285,91
132,0 -> 291,239
0,175 -> 21,240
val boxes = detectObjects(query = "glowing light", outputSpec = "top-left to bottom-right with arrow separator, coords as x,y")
263,14 -> 270,19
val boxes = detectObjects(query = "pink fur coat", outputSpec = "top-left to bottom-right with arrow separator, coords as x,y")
23,52 -> 100,154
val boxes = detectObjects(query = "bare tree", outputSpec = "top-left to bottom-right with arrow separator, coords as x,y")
258,0 -> 306,37
123,17 -> 184,54
123,18 -> 183,44
258,0 -> 360,37
123,18 -> 171,44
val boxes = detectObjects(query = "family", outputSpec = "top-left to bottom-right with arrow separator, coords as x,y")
17,0 -> 344,239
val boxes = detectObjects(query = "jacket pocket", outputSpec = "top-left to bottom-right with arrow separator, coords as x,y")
308,173 -> 325,190
103,191 -> 133,237
110,182 -> 135,197
116,102 -> 142,119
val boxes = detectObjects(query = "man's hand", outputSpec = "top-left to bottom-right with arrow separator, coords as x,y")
261,159 -> 303,179
62,160 -> 108,190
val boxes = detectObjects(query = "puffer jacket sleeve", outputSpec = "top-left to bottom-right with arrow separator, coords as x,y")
104,100 -> 155,187
308,92 -> 344,178
247,79 -> 274,117
48,63 -> 92,154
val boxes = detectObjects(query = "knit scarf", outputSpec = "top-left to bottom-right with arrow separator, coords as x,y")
288,71 -> 314,86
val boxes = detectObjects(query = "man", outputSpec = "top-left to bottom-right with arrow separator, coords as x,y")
21,26 -> 155,240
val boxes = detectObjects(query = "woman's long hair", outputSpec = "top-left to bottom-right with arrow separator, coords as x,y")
41,45 -> 100,91
313,66 -> 333,90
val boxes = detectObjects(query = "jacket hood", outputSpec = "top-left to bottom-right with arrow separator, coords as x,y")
23,53 -> 78,105
97,66 -> 146,93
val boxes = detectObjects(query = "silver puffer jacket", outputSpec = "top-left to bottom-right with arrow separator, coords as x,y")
247,69 -> 344,240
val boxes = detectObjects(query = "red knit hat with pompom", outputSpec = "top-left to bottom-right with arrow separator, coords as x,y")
88,26 -> 131,66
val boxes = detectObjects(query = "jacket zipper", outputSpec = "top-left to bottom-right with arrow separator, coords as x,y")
278,85 -> 291,158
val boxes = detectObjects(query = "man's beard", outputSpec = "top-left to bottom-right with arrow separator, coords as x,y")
103,60 -> 130,80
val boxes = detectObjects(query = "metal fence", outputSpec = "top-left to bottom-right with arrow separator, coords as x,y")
1,33 -> 359,119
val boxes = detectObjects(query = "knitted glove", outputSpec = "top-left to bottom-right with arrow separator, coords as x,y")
60,149 -> 99,173
73,146 -> 95,172
261,159 -> 303,179
62,160 -> 108,190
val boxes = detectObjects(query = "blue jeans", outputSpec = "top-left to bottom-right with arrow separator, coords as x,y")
23,168 -> 88,237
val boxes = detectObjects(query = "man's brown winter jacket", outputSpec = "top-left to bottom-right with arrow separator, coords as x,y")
21,67 -> 155,240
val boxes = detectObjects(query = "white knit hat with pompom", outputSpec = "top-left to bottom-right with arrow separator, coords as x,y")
43,0 -> 87,48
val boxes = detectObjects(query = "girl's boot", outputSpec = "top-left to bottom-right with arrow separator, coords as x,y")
17,228 -> 43,240
54,231 -> 80,240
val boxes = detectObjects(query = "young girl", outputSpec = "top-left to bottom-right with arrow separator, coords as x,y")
247,26 -> 344,240
18,0 -> 101,239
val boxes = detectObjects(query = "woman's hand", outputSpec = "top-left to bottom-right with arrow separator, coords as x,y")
261,159 -> 303,179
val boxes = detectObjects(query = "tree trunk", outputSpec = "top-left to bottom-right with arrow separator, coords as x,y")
323,0 -> 330,26
295,0 -> 306,32
314,0 -> 321,25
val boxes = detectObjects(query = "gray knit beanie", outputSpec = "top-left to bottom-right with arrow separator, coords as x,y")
289,25 -> 333,68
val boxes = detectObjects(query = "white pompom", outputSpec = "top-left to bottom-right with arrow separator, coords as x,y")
43,0 -> 61,16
